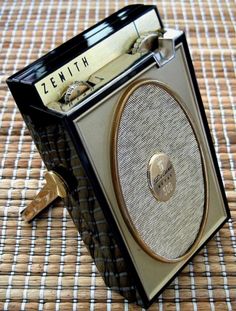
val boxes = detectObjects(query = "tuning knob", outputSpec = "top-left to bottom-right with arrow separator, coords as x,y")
62,80 -> 91,103
131,32 -> 161,55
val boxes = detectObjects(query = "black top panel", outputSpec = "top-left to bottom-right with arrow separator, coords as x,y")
7,5 -> 162,85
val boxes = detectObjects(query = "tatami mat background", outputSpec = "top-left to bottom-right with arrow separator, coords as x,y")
0,0 -> 235,310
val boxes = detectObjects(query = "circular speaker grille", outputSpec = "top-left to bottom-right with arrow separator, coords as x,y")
111,80 -> 207,261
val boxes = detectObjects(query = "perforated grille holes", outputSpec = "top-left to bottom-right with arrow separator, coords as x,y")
112,81 -> 206,260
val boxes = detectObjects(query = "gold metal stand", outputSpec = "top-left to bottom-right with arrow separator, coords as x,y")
21,171 -> 67,222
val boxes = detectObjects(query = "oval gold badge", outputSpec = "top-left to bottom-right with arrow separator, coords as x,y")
148,153 -> 176,202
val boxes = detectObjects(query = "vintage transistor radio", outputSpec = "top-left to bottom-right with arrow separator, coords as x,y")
7,4 -> 230,308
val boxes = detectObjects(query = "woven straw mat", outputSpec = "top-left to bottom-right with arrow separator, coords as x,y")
0,1 -> 235,310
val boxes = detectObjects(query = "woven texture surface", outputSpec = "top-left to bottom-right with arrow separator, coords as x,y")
0,0 -> 235,310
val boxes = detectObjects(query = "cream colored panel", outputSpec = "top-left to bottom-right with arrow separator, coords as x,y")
74,45 -> 227,299
35,9 -> 160,106
35,24 -> 137,106
134,9 -> 161,33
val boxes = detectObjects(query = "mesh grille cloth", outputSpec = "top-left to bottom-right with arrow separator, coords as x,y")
116,83 -> 205,259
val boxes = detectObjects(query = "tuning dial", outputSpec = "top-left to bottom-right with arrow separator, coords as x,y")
62,81 -> 91,103
131,32 -> 160,55
131,29 -> 165,54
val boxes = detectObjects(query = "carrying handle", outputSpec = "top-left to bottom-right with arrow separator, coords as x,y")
21,171 -> 67,222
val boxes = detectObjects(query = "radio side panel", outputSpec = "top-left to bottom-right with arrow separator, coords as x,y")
8,102 -> 146,305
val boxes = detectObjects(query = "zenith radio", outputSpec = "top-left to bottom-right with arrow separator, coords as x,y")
7,5 -> 230,309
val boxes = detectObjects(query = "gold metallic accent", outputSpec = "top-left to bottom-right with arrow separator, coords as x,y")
110,79 -> 209,263
21,171 -> 67,222
147,152 -> 176,202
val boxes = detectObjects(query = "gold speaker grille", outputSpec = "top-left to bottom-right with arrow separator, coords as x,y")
111,80 -> 207,261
